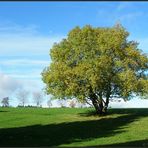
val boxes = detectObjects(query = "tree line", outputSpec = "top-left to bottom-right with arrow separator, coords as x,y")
0,90 -> 84,108
0,90 -> 49,108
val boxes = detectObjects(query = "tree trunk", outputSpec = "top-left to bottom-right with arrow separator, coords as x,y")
98,100 -> 104,115
23,101 -> 24,107
91,97 -> 110,115
103,83 -> 111,114
91,98 -> 105,115
92,99 -> 101,114
89,87 -> 107,115
103,98 -> 109,114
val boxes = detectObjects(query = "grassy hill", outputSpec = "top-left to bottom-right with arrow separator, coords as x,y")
0,107 -> 148,147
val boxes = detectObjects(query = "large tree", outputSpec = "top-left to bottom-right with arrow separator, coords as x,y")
42,24 -> 148,115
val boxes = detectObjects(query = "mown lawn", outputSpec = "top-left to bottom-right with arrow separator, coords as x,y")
0,107 -> 148,147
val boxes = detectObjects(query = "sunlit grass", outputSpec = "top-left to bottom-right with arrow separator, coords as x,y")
0,107 -> 148,147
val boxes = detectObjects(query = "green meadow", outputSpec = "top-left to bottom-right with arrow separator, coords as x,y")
0,107 -> 148,147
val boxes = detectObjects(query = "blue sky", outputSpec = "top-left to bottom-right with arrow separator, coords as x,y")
0,2 -> 148,107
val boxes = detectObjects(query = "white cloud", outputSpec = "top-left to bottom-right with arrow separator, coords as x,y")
119,12 -> 144,22
110,98 -> 148,108
0,72 -> 46,106
116,2 -> 134,11
0,59 -> 49,67
0,59 -> 49,81
6,74 -> 41,79
0,23 -> 64,56
0,35 -> 62,56
97,3 -> 144,25
0,22 -> 61,104
0,72 -> 22,98
0,22 -> 63,87
0,22 -> 38,34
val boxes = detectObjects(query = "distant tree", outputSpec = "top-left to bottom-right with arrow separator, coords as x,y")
58,99 -> 66,108
32,91 -> 44,107
1,97 -> 9,107
42,24 -> 148,115
69,99 -> 77,108
16,90 -> 29,107
47,99 -> 52,108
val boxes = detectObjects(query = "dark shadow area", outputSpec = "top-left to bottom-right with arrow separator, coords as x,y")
79,109 -> 99,117
90,139 -> 148,147
0,108 -> 148,147
0,110 -> 9,112
79,108 -> 148,117
108,108 -> 148,115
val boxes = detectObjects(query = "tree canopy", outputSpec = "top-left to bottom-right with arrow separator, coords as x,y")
42,24 -> 148,114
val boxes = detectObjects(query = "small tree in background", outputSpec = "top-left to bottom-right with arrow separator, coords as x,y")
1,97 -> 9,107
58,99 -> 66,108
16,90 -> 29,107
33,91 -> 44,107
47,99 -> 52,108
69,99 -> 77,108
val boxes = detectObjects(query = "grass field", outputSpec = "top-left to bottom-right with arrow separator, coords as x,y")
0,107 -> 148,147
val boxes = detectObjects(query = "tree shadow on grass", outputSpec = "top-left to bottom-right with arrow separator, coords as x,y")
79,108 -> 148,117
0,108 -> 148,147
0,110 -> 9,112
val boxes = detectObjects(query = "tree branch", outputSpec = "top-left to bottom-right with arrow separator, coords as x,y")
85,98 -> 93,107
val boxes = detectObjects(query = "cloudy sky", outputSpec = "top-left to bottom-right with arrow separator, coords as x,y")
0,2 -> 148,107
